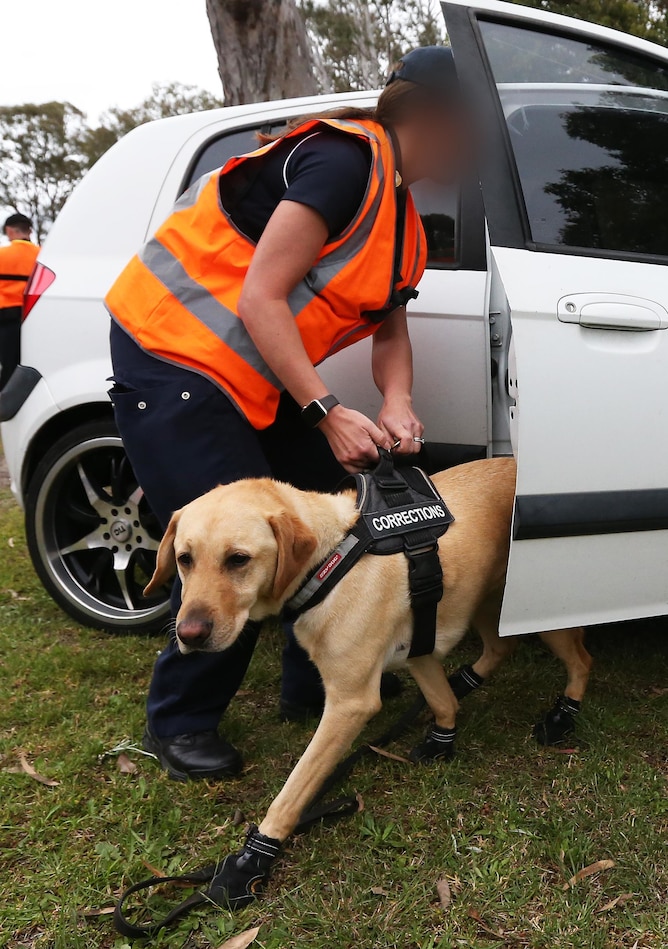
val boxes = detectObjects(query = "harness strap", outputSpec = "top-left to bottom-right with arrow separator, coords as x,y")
282,529 -> 365,622
404,530 -> 444,658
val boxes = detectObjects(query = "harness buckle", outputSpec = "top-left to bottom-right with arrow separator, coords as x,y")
404,540 -> 443,605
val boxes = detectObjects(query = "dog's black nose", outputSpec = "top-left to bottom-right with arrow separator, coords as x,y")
177,617 -> 213,646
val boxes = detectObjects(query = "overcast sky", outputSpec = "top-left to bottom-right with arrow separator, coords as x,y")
2,0 -> 223,122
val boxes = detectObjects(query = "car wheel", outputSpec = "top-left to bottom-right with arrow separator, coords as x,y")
25,418 -> 171,633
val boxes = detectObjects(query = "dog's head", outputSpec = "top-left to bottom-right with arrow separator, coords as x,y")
144,479 -> 317,653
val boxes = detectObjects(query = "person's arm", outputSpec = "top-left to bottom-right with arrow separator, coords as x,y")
372,307 -> 424,455
237,200 -> 391,472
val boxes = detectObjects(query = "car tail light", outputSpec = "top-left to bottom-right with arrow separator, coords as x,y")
23,263 -> 55,321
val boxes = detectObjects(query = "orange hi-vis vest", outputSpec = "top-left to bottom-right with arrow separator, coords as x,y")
106,118 -> 427,429
0,239 -> 39,310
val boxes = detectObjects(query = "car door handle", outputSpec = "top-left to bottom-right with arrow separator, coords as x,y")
558,293 -> 668,331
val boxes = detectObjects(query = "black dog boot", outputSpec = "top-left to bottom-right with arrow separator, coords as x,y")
207,825 -> 281,910
448,664 -> 485,700
410,724 -> 456,763
533,695 -> 581,746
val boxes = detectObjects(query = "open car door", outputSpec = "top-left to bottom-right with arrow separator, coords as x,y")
443,0 -> 668,634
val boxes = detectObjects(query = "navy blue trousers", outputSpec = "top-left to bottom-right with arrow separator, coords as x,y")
109,321 -> 345,737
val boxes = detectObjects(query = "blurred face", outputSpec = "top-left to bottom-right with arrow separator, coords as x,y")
4,226 -> 28,241
411,100 -> 473,185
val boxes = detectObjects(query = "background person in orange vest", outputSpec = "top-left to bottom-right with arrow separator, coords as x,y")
106,47 -> 470,782
0,213 -> 39,388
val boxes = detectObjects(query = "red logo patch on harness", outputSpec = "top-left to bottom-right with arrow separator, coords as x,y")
317,552 -> 342,582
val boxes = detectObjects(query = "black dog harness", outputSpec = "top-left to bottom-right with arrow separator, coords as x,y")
285,448 -> 454,658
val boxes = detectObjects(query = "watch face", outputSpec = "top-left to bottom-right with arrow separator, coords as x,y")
303,400 -> 327,427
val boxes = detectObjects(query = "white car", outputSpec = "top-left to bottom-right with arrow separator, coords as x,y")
2,0 -> 667,635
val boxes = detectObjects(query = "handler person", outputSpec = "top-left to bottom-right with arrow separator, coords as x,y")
0,213 -> 39,388
106,46 -> 468,782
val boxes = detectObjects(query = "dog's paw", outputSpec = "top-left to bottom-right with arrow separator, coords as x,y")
409,725 -> 456,763
206,825 -> 281,909
533,695 -> 581,746
447,664 -> 484,701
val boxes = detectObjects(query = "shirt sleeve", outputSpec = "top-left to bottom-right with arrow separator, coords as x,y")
281,131 -> 372,237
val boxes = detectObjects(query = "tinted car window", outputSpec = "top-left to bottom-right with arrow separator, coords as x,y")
507,103 -> 668,255
185,127 -> 273,188
187,127 -> 460,268
479,19 -> 668,257
410,180 -> 458,267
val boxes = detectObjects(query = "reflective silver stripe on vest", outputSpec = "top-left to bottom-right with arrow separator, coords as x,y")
139,239 -> 281,389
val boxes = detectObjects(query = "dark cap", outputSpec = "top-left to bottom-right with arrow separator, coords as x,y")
3,212 -> 32,231
386,46 -> 458,98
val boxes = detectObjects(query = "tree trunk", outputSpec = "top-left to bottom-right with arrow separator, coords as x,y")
206,0 -> 323,105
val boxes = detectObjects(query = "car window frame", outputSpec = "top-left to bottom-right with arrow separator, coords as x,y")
445,3 -> 668,266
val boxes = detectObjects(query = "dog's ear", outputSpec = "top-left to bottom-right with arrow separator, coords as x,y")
269,511 -> 318,601
143,510 -> 181,596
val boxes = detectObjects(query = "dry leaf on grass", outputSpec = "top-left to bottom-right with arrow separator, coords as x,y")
141,859 -> 167,878
232,808 -> 245,826
80,906 -> 115,918
436,878 -> 451,910
467,908 -> 505,941
368,745 -> 411,765
597,893 -> 633,913
355,792 -> 365,813
216,925 -> 261,949
563,859 -> 615,890
20,754 -> 59,787
370,885 -> 390,897
116,753 -> 137,775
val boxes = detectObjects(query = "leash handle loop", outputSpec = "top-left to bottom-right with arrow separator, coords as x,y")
113,866 -> 218,939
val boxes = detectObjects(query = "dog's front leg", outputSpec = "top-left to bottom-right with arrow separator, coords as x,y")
207,676 -> 383,911
259,683 -> 383,841
407,653 -> 460,762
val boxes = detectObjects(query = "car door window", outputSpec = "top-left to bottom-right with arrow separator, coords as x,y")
410,180 -> 459,267
185,126 -> 460,268
478,19 -> 668,259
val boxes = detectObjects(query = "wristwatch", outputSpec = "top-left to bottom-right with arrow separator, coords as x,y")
301,394 -> 340,427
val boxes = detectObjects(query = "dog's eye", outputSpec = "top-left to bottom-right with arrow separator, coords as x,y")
177,552 -> 193,568
227,552 -> 251,568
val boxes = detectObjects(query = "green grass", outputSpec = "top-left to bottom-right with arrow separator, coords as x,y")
0,482 -> 666,949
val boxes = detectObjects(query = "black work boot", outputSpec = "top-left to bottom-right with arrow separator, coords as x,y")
142,726 -> 243,781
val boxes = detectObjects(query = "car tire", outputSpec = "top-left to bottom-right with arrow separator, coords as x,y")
25,418 -> 170,633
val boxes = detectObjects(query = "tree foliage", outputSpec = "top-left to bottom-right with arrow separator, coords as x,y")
0,84 -> 224,238
300,0 -> 443,92
0,102 -> 89,242
82,82 -> 224,169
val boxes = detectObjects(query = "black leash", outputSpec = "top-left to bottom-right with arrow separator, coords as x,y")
113,691 -> 427,939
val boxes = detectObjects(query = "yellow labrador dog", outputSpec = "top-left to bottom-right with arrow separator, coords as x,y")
144,458 -> 591,907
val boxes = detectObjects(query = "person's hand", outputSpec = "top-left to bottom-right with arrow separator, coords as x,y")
377,394 -> 425,456
320,405 -> 392,472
